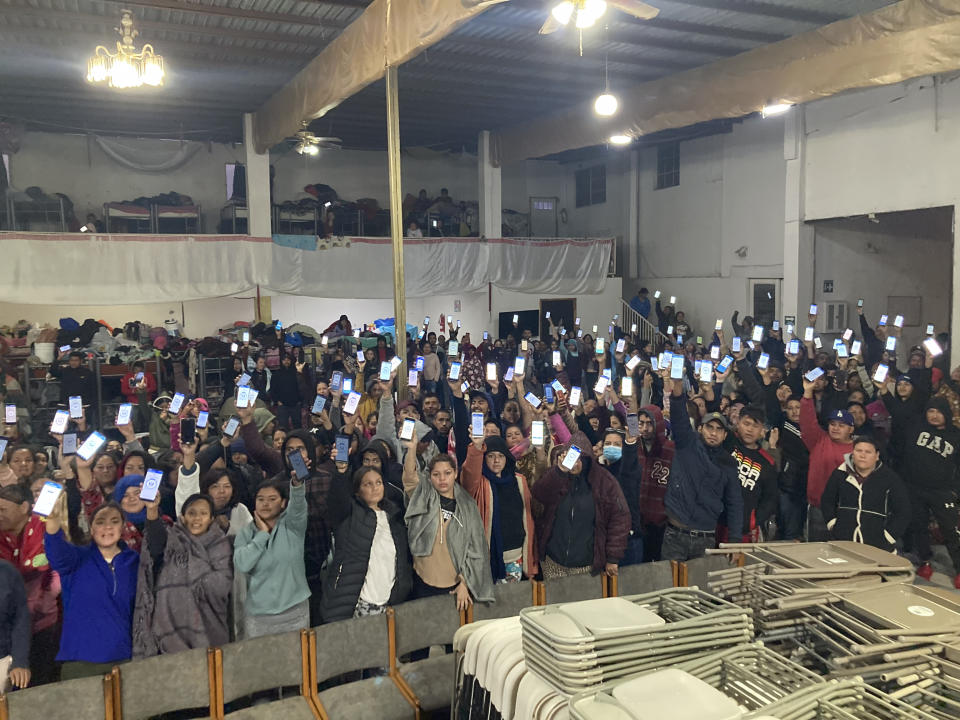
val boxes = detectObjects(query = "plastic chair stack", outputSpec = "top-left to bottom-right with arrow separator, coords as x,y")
519,588 -> 754,695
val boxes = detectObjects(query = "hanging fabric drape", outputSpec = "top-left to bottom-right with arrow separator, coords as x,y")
0,234 -> 613,305
93,135 -> 202,172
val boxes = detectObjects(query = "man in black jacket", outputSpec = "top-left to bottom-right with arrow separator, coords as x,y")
49,350 -> 96,417
777,396 -> 810,540
271,353 -> 307,429
821,436 -> 910,552
730,406 -> 779,542
882,391 -> 960,586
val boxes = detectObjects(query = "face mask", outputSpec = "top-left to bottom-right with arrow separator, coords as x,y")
602,445 -> 623,462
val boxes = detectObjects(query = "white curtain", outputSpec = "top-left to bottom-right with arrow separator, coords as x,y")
0,233 -> 611,304
94,136 -> 202,173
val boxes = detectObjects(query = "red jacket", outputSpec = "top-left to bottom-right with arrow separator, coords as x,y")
799,397 -> 853,507
0,515 -> 61,633
121,370 -> 157,403
636,405 -> 675,528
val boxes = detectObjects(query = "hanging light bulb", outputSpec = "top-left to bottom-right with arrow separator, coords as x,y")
551,1 -> 575,24
575,7 -> 596,28
141,54 -> 165,87
584,0 -> 607,21
593,51 -> 618,117
594,92 -> 618,117
609,134 -> 632,145
304,143 -> 319,155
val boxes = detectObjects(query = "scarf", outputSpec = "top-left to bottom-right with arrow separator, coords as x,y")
114,474 -> 147,525
509,438 -> 530,460
482,463 -> 516,582
132,522 -> 233,658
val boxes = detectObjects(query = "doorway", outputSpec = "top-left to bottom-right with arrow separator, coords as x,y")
749,279 -> 781,328
539,298 -> 576,339
529,197 -> 559,237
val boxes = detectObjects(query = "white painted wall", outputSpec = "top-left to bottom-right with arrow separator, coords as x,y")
805,75 -> 960,220
634,116 -> 787,335
0,295 -> 255,338
811,213 -> 953,349
7,132 -> 476,234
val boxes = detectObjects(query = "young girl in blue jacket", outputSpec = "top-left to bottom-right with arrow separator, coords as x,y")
44,497 -> 139,680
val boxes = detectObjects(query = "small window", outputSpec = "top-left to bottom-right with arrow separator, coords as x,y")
575,165 -> 606,207
532,199 -> 555,211
656,143 -> 680,189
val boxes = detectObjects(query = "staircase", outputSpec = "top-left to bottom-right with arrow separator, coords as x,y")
619,299 -> 667,347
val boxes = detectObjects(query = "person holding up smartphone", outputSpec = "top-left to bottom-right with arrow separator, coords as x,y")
799,374 -> 855,541
110,474 -> 172,553
120,361 -> 156,404
132,492 -> 233,657
530,432 -> 631,579
658,368 -> 742,563
401,433 -> 494,613
460,434 -> 538,583
233,472 -> 311,639
0,484 -> 62,685
49,350 -> 97,420
43,494 -> 139,679
317,464 -> 412,623
270,352 -> 308,430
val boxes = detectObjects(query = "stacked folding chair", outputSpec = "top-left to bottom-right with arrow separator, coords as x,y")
741,678 -> 943,719
568,642 -> 823,719
705,542 -> 914,644
518,588 -> 754,695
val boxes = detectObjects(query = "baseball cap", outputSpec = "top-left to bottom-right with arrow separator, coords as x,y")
701,412 -> 730,431
829,409 -> 855,426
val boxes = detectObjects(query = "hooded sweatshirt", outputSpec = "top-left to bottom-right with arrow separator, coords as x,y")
459,436 -> 538,580
532,432 -> 631,573
885,395 -> 960,492
799,397 -> 853,507
275,430 -> 332,583
820,454 -> 910,551
664,393 -> 743,534
635,405 -> 675,530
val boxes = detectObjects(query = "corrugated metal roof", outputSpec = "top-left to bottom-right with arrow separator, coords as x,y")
0,0 -> 896,147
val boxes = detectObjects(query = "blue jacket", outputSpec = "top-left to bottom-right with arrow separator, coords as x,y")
45,530 -> 139,663
0,560 -> 30,669
630,296 -> 651,319
664,393 -> 743,533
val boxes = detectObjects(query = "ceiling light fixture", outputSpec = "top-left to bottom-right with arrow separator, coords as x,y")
609,134 -> 632,145
549,0 -> 607,31
761,102 -> 793,118
593,51 -> 619,117
86,10 -> 165,89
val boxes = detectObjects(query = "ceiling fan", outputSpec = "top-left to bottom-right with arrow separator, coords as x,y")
539,0 -> 659,35
292,123 -> 342,155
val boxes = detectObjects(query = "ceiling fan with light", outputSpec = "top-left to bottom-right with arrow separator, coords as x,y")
292,122 -> 342,155
539,0 -> 659,34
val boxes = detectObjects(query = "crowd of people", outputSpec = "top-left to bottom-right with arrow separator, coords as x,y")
1,298 -> 959,696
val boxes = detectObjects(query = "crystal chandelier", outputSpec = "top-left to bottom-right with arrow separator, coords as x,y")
86,10 -> 165,89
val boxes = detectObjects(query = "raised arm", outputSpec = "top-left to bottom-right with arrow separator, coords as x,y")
238,406 -> 283,477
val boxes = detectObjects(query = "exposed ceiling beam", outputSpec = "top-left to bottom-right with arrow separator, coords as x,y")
0,5 -> 338,46
661,0 -> 845,25
0,30 -> 314,65
100,0 -> 343,29
503,1 -> 788,43
458,17 -> 752,58
423,39 -> 689,73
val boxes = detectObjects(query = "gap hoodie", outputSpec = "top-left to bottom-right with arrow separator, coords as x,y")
820,455 -> 910,551
884,395 -> 960,492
